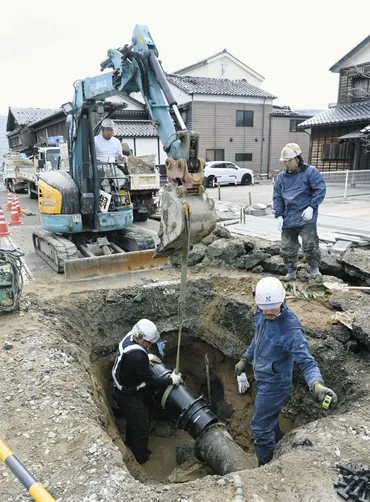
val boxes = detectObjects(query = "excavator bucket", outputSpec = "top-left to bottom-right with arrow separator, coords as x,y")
156,184 -> 217,257
64,249 -> 168,280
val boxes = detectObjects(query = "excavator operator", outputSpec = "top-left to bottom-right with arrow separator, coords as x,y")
112,319 -> 182,464
94,118 -> 128,192
94,118 -> 124,162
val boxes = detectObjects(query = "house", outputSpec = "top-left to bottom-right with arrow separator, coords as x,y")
6,108 -> 59,155
299,35 -> 370,171
6,97 -> 167,164
166,74 -> 318,175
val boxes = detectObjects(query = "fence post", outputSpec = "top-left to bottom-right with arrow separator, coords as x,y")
344,170 -> 349,198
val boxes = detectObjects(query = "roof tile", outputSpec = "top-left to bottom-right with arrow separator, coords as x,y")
299,102 -> 370,128
113,120 -> 157,137
10,107 -> 60,126
167,74 -> 276,99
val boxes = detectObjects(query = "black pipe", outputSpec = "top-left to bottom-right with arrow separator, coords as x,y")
150,362 -> 253,474
148,52 -> 177,107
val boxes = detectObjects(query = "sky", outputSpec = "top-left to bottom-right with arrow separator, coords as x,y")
1,0 -> 370,116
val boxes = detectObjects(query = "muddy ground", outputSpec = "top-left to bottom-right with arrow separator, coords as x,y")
1,251 -> 370,501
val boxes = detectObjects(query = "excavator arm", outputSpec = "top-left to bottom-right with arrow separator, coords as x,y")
65,25 -> 216,255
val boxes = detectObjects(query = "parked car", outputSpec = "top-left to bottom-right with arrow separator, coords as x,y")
204,161 -> 254,188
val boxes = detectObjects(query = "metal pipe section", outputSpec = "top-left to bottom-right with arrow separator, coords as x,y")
0,440 -> 55,501
151,362 -> 252,474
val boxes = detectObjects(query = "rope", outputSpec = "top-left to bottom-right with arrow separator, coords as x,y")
175,202 -> 191,374
284,281 -> 330,302
0,248 -> 24,312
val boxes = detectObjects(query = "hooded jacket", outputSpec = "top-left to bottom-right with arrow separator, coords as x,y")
273,163 -> 326,228
243,305 -> 322,389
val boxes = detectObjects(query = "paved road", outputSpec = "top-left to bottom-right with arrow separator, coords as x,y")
1,181 -> 370,279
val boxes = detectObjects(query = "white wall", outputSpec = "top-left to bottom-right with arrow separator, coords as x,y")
183,57 -> 263,86
121,137 -> 167,165
337,43 -> 370,70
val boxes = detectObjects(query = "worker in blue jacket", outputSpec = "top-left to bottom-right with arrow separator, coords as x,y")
235,277 -> 337,466
273,143 -> 326,282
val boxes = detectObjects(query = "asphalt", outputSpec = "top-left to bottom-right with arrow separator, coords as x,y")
1,183 -> 370,279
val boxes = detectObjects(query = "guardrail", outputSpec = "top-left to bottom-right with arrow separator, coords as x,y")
321,170 -> 370,198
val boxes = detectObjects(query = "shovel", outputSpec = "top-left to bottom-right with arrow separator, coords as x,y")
323,281 -> 370,292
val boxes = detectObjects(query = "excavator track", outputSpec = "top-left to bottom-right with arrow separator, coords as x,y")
33,230 -> 78,274
33,226 -> 167,279
114,226 -> 156,251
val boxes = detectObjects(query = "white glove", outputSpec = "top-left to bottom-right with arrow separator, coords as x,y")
148,354 -> 162,364
237,373 -> 250,394
170,370 -> 183,386
301,206 -> 314,221
276,216 -> 284,232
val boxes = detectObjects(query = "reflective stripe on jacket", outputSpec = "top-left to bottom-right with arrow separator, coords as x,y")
243,305 -> 322,389
112,331 -> 147,392
273,163 -> 326,228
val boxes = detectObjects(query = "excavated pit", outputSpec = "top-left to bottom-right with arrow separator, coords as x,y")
53,275 -> 368,482
2,271 -> 370,501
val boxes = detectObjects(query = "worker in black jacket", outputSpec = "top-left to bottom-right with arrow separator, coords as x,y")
112,319 -> 182,464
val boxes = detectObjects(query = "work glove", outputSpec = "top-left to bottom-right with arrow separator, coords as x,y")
235,358 -> 248,376
312,381 -> 337,407
276,216 -> 284,232
237,373 -> 250,394
301,206 -> 314,221
170,370 -> 183,386
148,354 -> 162,364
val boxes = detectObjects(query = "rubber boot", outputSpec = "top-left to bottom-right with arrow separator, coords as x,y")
310,265 -> 322,282
280,265 -> 296,282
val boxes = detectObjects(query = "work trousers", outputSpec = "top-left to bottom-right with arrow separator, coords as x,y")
250,381 -> 292,465
114,389 -> 152,464
281,223 -> 320,267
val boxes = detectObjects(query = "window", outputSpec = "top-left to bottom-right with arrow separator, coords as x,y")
205,149 -> 224,162
322,142 -> 353,161
289,119 -> 304,132
351,77 -> 370,101
236,110 -> 254,127
235,153 -> 253,162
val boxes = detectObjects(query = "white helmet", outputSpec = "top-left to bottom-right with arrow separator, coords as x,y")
101,118 -> 115,129
279,143 -> 302,162
132,319 -> 160,343
255,277 -> 286,310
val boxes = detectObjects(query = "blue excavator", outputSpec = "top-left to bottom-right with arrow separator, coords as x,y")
32,25 -> 216,277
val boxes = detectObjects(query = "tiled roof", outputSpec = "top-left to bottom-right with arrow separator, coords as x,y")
272,106 -> 323,117
298,102 -> 370,129
167,74 -> 276,98
113,120 -> 157,137
9,107 -> 59,126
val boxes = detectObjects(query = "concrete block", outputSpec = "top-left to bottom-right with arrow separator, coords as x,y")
331,240 -> 353,256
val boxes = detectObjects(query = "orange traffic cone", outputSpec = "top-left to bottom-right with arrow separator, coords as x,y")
9,200 -> 23,226
14,195 -> 22,216
0,207 -> 10,236
6,190 -> 13,211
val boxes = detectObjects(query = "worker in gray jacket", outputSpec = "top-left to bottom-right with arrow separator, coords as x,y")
273,143 -> 326,282
235,277 -> 337,466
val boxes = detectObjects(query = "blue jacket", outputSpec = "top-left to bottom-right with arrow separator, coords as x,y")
243,305 -> 322,389
273,164 -> 326,228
